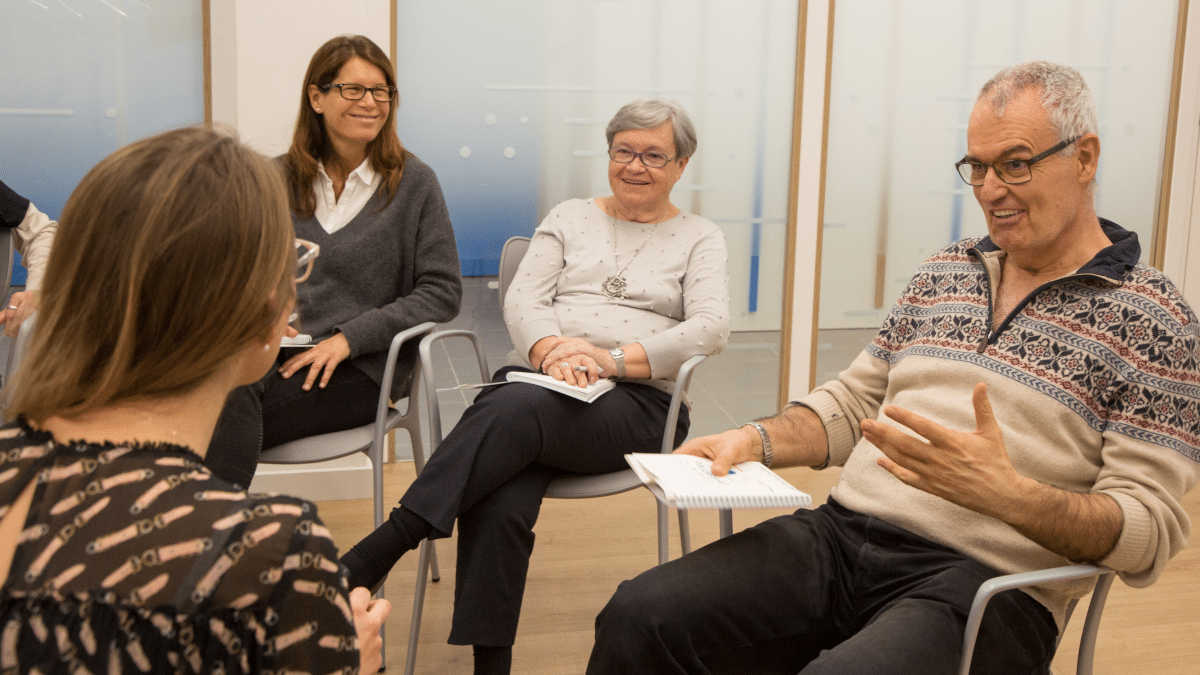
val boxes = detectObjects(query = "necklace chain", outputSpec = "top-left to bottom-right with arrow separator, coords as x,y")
602,214 -> 657,301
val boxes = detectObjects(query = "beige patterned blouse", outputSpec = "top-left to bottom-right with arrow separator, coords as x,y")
0,419 -> 359,674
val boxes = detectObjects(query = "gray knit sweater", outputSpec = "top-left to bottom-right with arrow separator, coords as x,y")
292,154 -> 462,398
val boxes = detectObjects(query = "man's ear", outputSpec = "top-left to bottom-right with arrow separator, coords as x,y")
1075,133 -> 1100,185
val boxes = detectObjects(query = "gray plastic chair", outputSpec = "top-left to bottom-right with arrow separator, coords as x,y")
257,320 -> 438,672
959,563 -> 1114,675
403,329 -> 703,675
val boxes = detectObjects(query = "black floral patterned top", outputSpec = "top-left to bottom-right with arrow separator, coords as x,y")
0,419 -> 359,674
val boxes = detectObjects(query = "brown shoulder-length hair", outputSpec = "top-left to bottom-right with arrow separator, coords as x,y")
283,34 -> 408,218
6,126 -> 296,423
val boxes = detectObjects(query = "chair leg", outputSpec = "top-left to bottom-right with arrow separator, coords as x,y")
677,509 -> 692,556
428,539 -> 440,582
718,508 -> 733,539
405,539 -> 435,675
657,501 -> 669,565
1077,572 -> 1116,675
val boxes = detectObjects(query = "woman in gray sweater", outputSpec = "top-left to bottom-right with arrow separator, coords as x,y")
341,98 -> 730,674
204,35 -> 462,488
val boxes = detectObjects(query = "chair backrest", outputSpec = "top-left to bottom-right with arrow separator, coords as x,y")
497,236 -> 531,305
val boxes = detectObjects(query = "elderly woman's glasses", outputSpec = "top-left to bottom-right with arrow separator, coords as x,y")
608,147 -> 676,169
954,136 -> 1080,186
295,239 -> 320,282
323,83 -> 397,102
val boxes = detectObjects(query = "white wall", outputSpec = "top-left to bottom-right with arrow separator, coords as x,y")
785,0 -> 1200,400
209,0 -> 391,501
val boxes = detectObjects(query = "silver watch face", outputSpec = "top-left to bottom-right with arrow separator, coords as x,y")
610,348 -> 625,358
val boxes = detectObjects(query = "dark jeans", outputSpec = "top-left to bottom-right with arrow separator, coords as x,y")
205,350 -> 380,488
587,498 -> 1058,675
400,366 -> 689,646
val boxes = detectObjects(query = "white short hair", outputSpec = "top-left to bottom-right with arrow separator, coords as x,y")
605,98 -> 698,159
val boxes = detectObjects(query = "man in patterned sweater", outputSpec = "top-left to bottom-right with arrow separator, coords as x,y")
588,62 -> 1200,675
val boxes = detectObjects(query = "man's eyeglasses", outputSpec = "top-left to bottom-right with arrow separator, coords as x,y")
295,239 -> 320,282
954,136 -> 1080,186
322,83 -> 397,102
608,147 -> 676,169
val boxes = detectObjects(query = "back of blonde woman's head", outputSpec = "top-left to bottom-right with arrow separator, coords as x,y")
7,126 -> 296,423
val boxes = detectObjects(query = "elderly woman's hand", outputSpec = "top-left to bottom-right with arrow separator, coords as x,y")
538,337 -> 609,387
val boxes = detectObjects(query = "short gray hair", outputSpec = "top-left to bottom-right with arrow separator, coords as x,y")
605,98 -> 698,160
977,61 -> 1097,157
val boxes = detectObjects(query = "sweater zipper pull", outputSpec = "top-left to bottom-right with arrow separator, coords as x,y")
976,333 -> 990,353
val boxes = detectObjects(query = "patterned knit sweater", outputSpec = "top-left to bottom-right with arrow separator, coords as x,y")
800,219 -> 1200,627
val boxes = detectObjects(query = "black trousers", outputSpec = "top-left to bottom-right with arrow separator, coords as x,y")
400,366 -> 689,646
205,351 -> 380,488
587,498 -> 1059,675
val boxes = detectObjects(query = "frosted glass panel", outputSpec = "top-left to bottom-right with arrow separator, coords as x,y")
0,0 -> 204,281
396,0 -> 798,332
820,0 -> 1178,330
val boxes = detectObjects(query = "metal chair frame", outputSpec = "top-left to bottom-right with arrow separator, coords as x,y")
256,320 -> 438,671
959,564 -> 1115,675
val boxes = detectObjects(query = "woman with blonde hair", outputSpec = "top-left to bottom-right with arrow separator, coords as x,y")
206,34 -> 462,489
0,126 -> 388,673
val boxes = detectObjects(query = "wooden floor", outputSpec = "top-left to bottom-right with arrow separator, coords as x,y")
317,460 -> 1200,675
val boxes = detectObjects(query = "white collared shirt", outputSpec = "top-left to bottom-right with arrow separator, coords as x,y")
313,159 -> 382,234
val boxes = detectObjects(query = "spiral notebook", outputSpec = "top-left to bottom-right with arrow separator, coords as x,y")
504,371 -> 615,402
437,371 -> 616,403
625,453 -> 812,510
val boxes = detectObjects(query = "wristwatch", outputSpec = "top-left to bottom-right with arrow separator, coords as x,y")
608,347 -> 626,379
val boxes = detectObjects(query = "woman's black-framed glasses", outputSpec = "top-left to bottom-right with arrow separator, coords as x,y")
954,136 -> 1081,186
295,239 -> 320,283
608,147 -> 676,169
323,83 -> 397,102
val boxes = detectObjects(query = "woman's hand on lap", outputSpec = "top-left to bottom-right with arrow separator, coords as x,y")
279,332 -> 352,391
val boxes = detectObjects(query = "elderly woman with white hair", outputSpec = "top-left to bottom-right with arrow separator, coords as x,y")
340,98 -> 730,674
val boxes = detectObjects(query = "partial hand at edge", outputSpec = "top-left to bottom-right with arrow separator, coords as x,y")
350,586 -> 391,674
2,290 -> 38,338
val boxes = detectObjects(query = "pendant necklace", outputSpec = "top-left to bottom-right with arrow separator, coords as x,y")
602,207 -> 665,300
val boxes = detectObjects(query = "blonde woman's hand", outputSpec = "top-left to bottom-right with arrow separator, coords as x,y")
349,587 -> 391,674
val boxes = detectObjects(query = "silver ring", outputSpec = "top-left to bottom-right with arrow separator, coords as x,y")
573,365 -> 588,372
5,305 -> 15,311
560,362 -> 570,369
